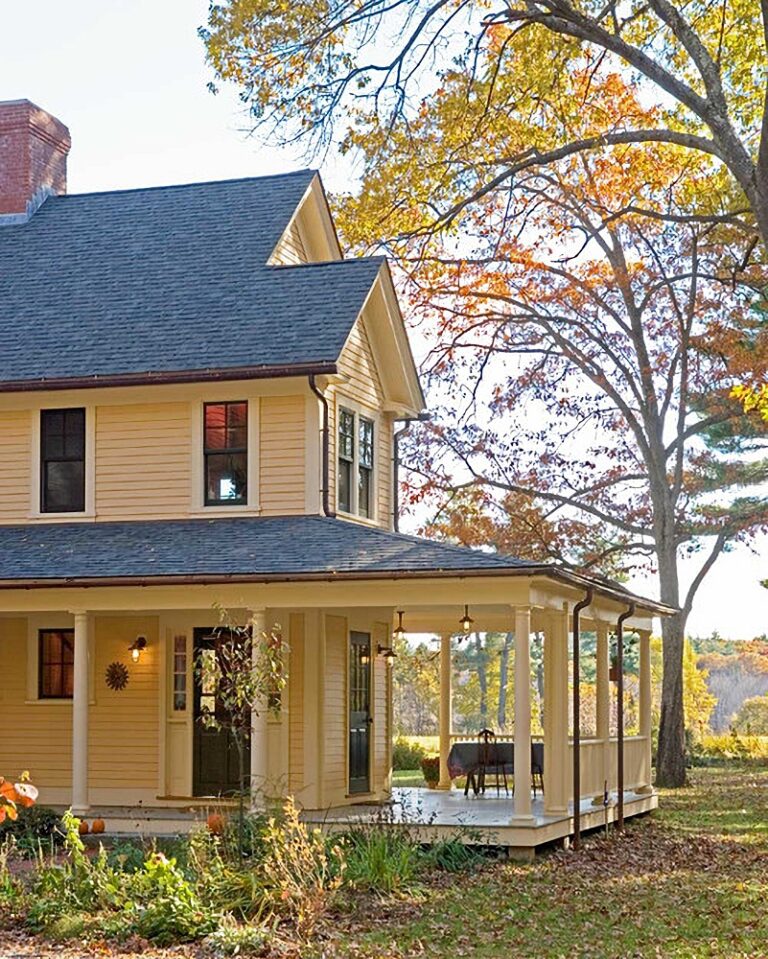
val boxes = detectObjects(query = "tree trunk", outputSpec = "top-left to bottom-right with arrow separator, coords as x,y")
655,539 -> 688,787
497,632 -> 513,731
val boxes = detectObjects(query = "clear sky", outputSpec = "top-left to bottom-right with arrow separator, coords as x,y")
2,1 -> 766,638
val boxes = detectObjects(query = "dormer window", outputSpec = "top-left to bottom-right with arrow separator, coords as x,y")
338,406 -> 375,518
40,408 -> 86,513
204,402 -> 248,506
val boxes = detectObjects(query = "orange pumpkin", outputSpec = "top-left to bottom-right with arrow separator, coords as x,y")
206,812 -> 225,835
91,819 -> 105,834
78,820 -> 90,835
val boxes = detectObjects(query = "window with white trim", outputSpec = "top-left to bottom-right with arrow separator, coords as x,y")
338,407 -> 375,518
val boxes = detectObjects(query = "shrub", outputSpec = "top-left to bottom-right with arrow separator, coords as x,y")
204,916 -> 270,956
260,798 -> 343,939
425,838 -> 483,873
733,695 -> 768,736
420,756 -> 440,786
694,731 -> 768,765
392,737 -> 428,771
0,805 -> 61,859
341,828 -> 423,894
126,852 -> 218,944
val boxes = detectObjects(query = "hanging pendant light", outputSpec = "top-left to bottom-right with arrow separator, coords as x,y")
393,610 -> 406,642
460,604 -> 474,633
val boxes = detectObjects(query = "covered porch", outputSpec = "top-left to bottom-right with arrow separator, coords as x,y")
0,515 -> 669,849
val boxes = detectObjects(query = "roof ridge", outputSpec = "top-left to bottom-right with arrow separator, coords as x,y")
59,168 -> 317,201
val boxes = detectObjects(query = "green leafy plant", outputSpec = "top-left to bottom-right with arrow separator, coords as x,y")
196,607 -> 288,861
341,828 -> 424,895
420,756 -> 440,788
392,737 -> 427,771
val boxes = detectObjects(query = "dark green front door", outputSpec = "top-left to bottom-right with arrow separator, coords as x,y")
192,628 -> 250,797
349,631 -> 372,794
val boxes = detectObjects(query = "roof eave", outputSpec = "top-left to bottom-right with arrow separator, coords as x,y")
0,563 -> 677,615
0,361 -> 339,394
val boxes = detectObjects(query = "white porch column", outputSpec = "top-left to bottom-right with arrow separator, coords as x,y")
544,605 -> 569,814
637,630 -> 653,794
437,633 -> 453,790
71,611 -> 90,815
512,606 -> 534,822
250,607 -> 268,807
593,620 -> 610,804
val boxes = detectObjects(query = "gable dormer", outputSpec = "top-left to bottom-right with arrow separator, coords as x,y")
268,172 -> 343,265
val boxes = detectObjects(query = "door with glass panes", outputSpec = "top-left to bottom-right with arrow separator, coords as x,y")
349,631 -> 372,794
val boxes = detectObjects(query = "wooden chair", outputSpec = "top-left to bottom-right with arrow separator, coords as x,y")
531,741 -> 544,797
477,728 -> 510,796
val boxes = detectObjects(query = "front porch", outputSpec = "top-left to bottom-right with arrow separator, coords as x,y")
305,784 -> 658,855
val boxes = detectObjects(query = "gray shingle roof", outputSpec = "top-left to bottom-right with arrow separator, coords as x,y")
0,515 -> 536,582
0,172 -> 384,386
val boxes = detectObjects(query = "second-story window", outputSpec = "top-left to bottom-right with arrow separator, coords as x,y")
41,408 -> 85,513
204,402 -> 248,506
338,407 -> 375,518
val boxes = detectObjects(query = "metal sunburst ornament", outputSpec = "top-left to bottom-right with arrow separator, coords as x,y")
105,661 -> 129,691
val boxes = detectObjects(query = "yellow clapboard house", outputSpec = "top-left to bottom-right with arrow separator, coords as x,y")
0,99 -> 672,853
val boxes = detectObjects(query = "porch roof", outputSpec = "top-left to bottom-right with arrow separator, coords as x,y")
0,515 -> 674,615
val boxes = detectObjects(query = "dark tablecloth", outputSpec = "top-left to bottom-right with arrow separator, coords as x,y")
447,741 -> 544,779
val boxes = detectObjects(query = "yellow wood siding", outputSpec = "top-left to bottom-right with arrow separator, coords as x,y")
96,404 -> 190,518
260,395 -> 306,515
90,616 -> 159,791
0,412 -> 31,521
271,220 -> 307,265
338,317 -> 383,409
288,612 -> 305,793
377,417 -> 393,529
323,614 -> 347,802
0,618 -> 72,789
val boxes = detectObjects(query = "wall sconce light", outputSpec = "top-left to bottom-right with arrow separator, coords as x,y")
377,644 -> 397,664
393,610 -> 406,643
460,604 -> 474,633
129,636 -> 147,663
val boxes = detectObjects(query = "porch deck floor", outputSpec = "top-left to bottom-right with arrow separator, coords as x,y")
63,786 -> 657,851
303,786 -> 658,851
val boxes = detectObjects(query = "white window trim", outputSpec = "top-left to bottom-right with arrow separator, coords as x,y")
190,397 -> 260,515
336,397 -> 378,522
28,406 -> 96,521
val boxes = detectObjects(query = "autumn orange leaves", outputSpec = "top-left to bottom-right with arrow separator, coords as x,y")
0,772 -> 37,824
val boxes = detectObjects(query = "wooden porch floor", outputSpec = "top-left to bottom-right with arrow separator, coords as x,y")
65,786 -> 657,854
303,786 -> 658,855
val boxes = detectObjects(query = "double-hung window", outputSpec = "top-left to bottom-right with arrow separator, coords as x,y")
38,629 -> 74,699
40,408 -> 86,513
204,402 -> 248,505
338,407 -> 375,518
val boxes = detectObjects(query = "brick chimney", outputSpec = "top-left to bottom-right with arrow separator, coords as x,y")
0,100 -> 71,220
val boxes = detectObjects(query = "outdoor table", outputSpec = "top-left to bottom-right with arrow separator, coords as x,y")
447,741 -> 545,796
447,740 -> 514,796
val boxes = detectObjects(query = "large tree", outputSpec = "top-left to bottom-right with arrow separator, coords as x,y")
203,0 -> 768,256
202,1 -> 768,787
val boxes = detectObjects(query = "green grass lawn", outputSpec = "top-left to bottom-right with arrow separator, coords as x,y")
318,765 -> 768,958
